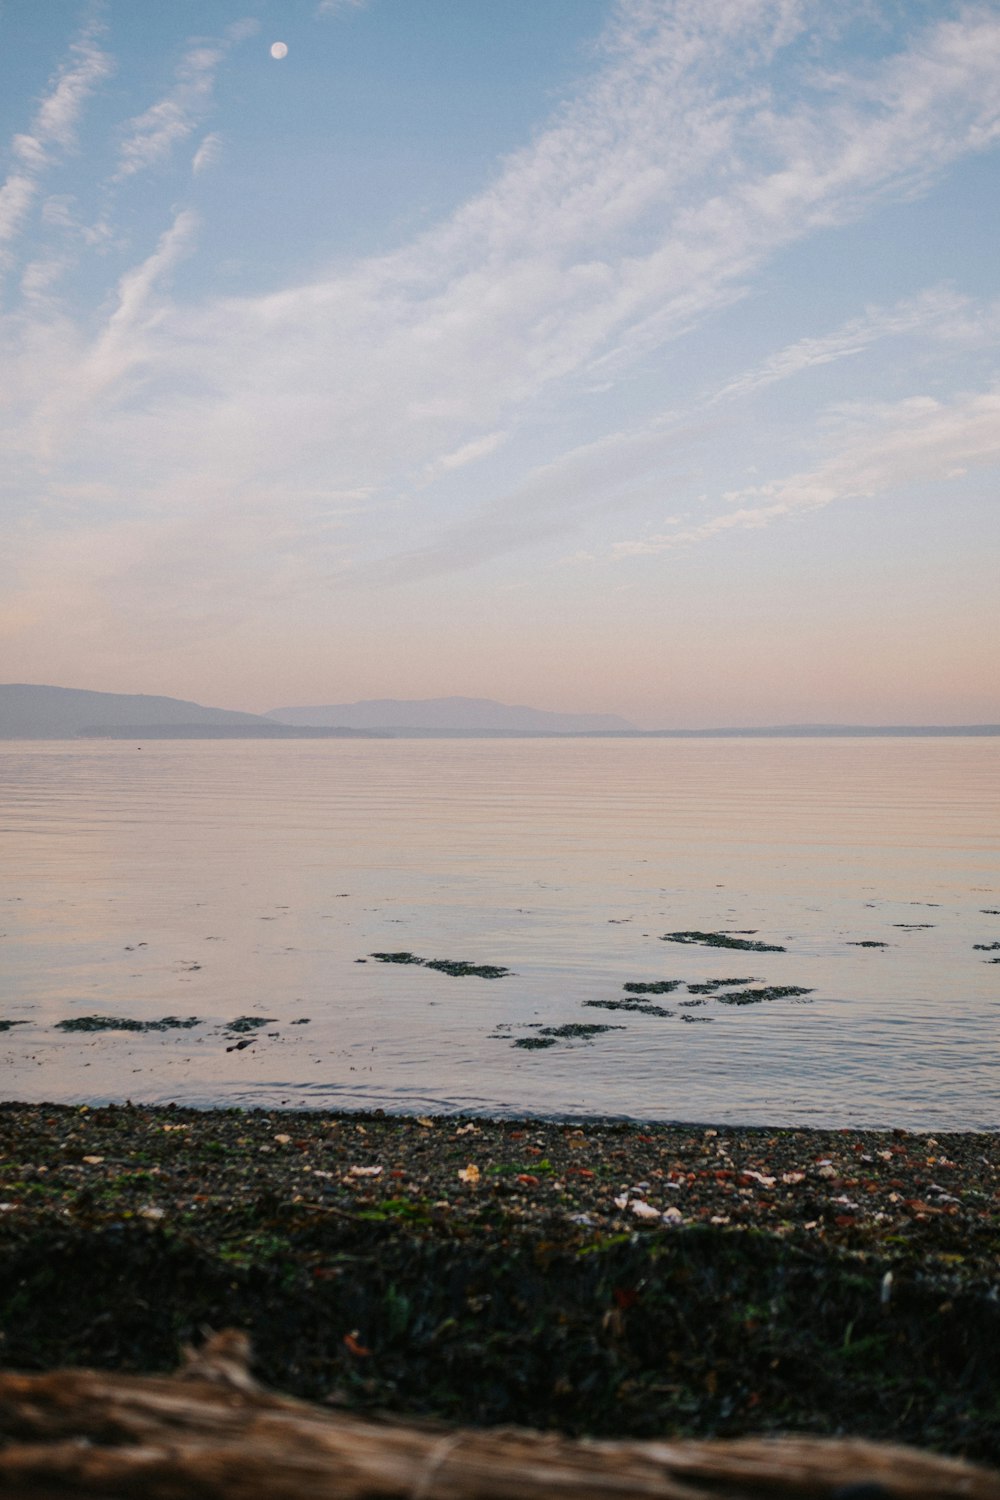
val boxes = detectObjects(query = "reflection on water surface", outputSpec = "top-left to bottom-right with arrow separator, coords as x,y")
1,737 -> 998,1128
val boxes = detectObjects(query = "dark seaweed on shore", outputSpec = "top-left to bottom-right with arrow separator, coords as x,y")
661,931 -> 787,953
1,1105 -> 999,1461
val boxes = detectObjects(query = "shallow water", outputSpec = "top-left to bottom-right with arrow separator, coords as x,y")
1,736 -> 998,1128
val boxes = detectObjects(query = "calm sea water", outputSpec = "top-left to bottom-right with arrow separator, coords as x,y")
2,737 -> 998,1128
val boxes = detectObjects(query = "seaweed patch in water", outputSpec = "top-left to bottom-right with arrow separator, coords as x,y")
892,924 -> 934,930
685,977 -> 758,993
224,1016 -> 277,1035
622,980 -> 681,995
661,931 -> 786,952
714,986 -> 813,1006
541,1023 -> 625,1040
0,1019 -> 27,1032
56,1015 -> 201,1033
583,999 -> 674,1017
423,959 -> 511,978
370,952 -> 511,977
513,1022 -> 625,1048
849,941 -> 888,948
973,942 -> 1000,951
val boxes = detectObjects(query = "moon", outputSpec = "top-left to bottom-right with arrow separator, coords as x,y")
270,41 -> 288,59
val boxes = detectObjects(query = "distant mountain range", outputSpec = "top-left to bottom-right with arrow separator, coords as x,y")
266,696 -> 636,733
2,684 -> 998,738
0,685 -> 365,739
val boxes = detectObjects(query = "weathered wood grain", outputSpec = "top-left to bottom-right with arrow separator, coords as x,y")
1,1332 -> 997,1499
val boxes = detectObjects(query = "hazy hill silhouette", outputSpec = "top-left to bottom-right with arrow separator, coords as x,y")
1,684 -> 274,738
266,696 -> 636,733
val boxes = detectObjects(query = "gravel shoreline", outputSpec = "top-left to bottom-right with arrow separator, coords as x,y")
2,1103 -> 999,1459
3,1103 -> 997,1257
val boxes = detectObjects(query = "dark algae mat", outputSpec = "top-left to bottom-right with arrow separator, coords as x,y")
1,1103 -> 998,1462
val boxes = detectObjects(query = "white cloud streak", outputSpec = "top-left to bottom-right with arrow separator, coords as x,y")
385,283 -> 990,579
0,26 -> 112,265
706,287 -> 974,405
115,43 -> 228,180
0,174 -> 36,248
191,132 -> 223,176
315,0 -> 369,16
612,386 -> 1000,557
163,1 -> 1000,484
4,0 -> 1000,647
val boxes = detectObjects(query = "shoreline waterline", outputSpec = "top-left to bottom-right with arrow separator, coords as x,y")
1,1094 -> 998,1133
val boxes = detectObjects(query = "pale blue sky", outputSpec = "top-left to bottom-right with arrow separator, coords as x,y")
1,0 -> 998,726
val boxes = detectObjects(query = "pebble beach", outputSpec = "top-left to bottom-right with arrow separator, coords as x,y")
1,1102 -> 998,1461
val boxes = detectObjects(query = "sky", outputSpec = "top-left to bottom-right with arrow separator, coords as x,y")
1,0 -> 999,728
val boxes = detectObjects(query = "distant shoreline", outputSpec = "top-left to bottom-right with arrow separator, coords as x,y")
3,723 -> 1000,740
5,686 -> 998,740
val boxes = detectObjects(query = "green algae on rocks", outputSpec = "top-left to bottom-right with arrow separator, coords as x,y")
661,931 -> 786,953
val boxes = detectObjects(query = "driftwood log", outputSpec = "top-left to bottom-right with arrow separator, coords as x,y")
1,1331 -> 998,1500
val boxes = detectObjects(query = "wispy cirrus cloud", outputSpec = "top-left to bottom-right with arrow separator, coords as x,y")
0,24 -> 112,265
191,132 -> 223,176
4,0 -> 1000,662
162,1 -> 1000,487
24,208 -> 199,452
0,174 -> 36,250
114,21 -> 256,182
705,287 -> 973,405
315,0 -> 369,16
382,283 -> 994,580
612,386 -> 1000,558
115,44 -> 227,180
